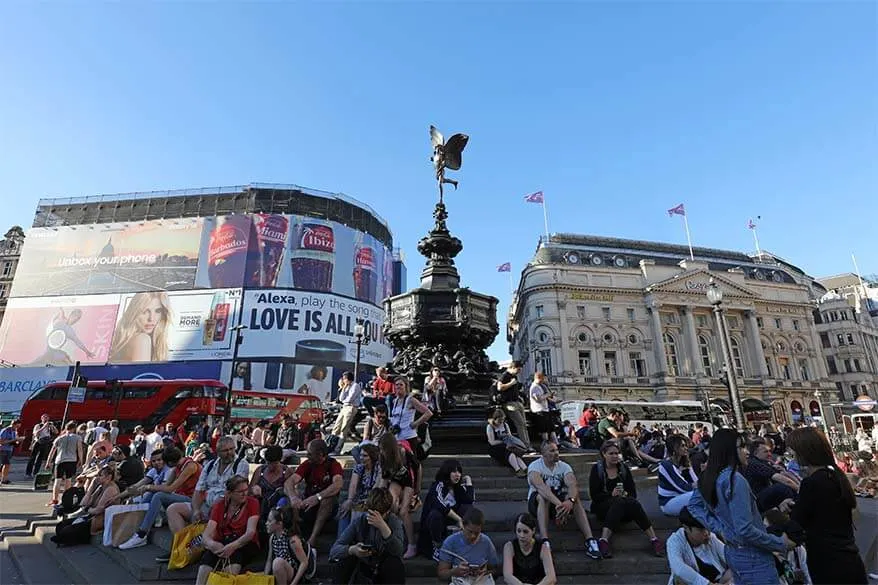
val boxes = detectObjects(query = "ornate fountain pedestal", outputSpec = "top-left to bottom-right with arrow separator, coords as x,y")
383,200 -> 499,395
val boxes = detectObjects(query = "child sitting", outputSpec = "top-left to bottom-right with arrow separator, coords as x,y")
264,507 -> 316,585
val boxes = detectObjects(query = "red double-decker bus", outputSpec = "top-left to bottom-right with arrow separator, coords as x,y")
20,379 -> 228,442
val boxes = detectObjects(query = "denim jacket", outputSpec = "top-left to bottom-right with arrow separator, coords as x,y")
688,468 -> 785,553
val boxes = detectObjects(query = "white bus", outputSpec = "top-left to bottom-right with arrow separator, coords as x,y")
560,399 -> 717,436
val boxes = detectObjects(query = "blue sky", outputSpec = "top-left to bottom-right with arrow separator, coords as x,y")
1,2 -> 875,361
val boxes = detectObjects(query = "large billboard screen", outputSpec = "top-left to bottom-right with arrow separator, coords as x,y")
0,366 -> 69,413
12,215 -> 394,305
11,219 -> 204,297
0,295 -> 120,366
237,289 -> 393,367
0,289 -> 242,366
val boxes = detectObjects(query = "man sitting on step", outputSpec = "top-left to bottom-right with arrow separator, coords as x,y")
436,507 -> 499,585
527,440 -> 602,560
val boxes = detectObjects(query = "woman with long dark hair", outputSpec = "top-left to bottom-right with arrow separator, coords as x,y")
786,427 -> 867,584
417,458 -> 476,557
688,429 -> 794,585
502,513 -> 556,585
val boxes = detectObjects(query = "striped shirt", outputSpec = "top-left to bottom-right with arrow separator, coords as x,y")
657,459 -> 697,507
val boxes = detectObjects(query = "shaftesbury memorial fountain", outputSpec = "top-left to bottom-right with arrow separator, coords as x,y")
383,126 -> 500,397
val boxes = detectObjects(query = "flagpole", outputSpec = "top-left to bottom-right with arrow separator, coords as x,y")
541,200 -> 550,244
752,225 -> 762,257
509,271 -> 514,294
682,214 -> 694,260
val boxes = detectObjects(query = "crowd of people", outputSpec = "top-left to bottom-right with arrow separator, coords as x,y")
1,361 -> 876,585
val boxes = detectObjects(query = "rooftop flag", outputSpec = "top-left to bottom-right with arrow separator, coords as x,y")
524,191 -> 544,204
667,203 -> 686,217
497,262 -> 511,272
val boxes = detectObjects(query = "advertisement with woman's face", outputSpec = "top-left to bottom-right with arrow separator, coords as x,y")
108,289 -> 242,363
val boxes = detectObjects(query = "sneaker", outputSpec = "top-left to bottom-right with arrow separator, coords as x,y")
651,538 -> 666,557
305,546 -> 317,579
598,538 -> 612,559
118,533 -> 148,550
404,544 -> 417,560
155,552 -> 171,564
2,480 -> 10,485
585,538 -> 602,560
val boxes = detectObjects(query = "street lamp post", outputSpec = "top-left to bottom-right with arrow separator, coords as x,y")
351,319 -> 368,383
707,279 -> 746,430
225,324 -> 247,425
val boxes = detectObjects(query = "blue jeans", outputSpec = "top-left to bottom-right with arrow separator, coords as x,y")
724,545 -> 780,585
138,492 -> 191,533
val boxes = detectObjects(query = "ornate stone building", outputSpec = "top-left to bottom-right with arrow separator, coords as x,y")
0,226 -> 25,333
507,234 -> 837,426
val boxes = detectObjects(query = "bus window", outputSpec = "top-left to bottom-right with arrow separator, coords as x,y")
122,386 -> 160,400
30,386 -> 68,401
86,388 -> 113,401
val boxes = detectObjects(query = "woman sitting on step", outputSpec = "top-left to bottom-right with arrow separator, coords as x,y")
588,440 -> 665,559
486,409 -> 528,477
51,466 -> 119,547
416,458 -> 475,558
502,513 -> 556,585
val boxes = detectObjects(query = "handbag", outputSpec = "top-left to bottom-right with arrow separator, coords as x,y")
206,561 -> 237,585
168,522 -> 207,570
103,503 -> 149,547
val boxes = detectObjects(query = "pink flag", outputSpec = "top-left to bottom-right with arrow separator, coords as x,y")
524,191 -> 544,204
497,262 -> 511,272
667,203 -> 686,217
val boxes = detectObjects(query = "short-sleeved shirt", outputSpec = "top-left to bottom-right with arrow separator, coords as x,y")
597,418 -> 618,441
53,433 -> 81,464
0,427 -> 17,453
196,456 -> 251,507
497,372 -> 521,404
294,458 -> 343,497
351,462 -> 381,504
744,456 -> 778,494
372,377 -> 394,398
209,496 -> 260,544
436,531 -> 499,568
527,458 -> 573,499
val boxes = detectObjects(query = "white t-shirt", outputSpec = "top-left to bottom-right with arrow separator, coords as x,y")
529,383 -> 549,413
527,457 -> 573,499
144,432 -> 164,460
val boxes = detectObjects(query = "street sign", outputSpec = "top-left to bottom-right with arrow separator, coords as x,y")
68,386 -> 86,404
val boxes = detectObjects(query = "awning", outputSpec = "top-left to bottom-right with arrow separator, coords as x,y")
709,397 -> 771,412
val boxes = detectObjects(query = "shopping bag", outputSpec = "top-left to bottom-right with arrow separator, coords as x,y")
102,504 -> 149,547
234,573 -> 275,585
206,561 -> 237,585
168,522 -> 206,570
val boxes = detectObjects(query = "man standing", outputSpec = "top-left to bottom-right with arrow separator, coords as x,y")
45,421 -> 83,506
284,439 -> 344,548
331,372 -> 362,455
527,440 -> 601,559
26,414 -> 57,478
0,419 -> 23,485
496,361 -> 530,449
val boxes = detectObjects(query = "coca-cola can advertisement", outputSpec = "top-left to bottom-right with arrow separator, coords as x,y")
237,288 -> 393,366
0,295 -> 121,367
195,216 -> 263,289
10,219 -> 204,297
108,288 -> 242,363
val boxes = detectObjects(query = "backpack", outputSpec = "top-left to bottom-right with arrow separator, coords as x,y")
203,452 -> 248,478
84,429 -> 96,446
60,486 -> 85,514
133,437 -> 147,458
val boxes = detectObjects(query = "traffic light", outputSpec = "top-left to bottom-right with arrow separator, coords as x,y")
71,361 -> 88,388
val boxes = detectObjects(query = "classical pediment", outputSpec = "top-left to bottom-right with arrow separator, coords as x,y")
647,269 -> 759,299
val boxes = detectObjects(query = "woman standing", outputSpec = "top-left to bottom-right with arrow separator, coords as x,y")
388,376 -> 432,499
589,440 -> 664,558
486,409 -> 528,476
688,429 -> 794,585
502,513 -> 556,585
417,459 -> 475,557
786,427 -> 867,585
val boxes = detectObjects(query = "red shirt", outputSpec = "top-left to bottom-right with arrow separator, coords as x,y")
210,496 -> 260,544
294,458 -> 343,497
579,410 -> 597,428
373,377 -> 394,399
174,457 -> 201,498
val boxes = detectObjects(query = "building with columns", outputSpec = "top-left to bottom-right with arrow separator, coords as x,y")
0,226 -> 25,334
506,234 -> 838,427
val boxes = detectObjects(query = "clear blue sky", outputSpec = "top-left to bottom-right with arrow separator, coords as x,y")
1,2 -> 875,361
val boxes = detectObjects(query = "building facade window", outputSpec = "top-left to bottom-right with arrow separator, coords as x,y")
765,357 -> 773,377
798,359 -> 811,381
537,349 -> 553,377
756,317 -> 764,329
820,333 -> 831,349
827,356 -> 838,375
602,307 -> 611,321
0,283 -> 6,298
664,333 -> 680,376
774,318 -> 782,329
847,333 -> 855,345
778,357 -> 792,380
629,352 -> 646,377
792,319 -> 800,331
727,316 -> 740,329
843,359 -> 852,373
729,338 -> 744,377
578,351 -> 592,376
626,308 -> 635,321
603,351 -> 618,376
696,315 -> 709,328
1,262 -> 10,277
698,334 -> 714,377
535,305 -> 544,319
854,359 -> 862,372
576,305 -> 586,320
837,334 -> 845,346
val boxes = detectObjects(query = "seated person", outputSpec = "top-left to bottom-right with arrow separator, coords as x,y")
283,438 -> 343,548
486,409 -> 528,476
854,450 -> 878,497
417,459 -> 476,558
350,405 -> 391,464
502,513 -> 556,585
249,445 -> 292,519
597,410 -> 660,466
589,440 -> 665,559
195,475 -> 261,585
667,507 -> 732,585
527,440 -> 601,559
330,487 -> 405,585
436,507 -> 499,585
118,446 -> 201,549
744,438 -> 799,512
264,507 -> 317,585
110,444 -> 145,492
111,448 -> 170,504
658,435 -> 698,516
52,466 -> 119,546
338,444 -> 381,536
377,433 -> 419,559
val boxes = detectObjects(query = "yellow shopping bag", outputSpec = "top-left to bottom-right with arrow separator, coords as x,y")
206,568 -> 237,585
234,573 -> 275,585
167,522 -> 206,570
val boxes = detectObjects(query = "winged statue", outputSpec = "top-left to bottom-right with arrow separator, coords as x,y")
430,125 -> 469,203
